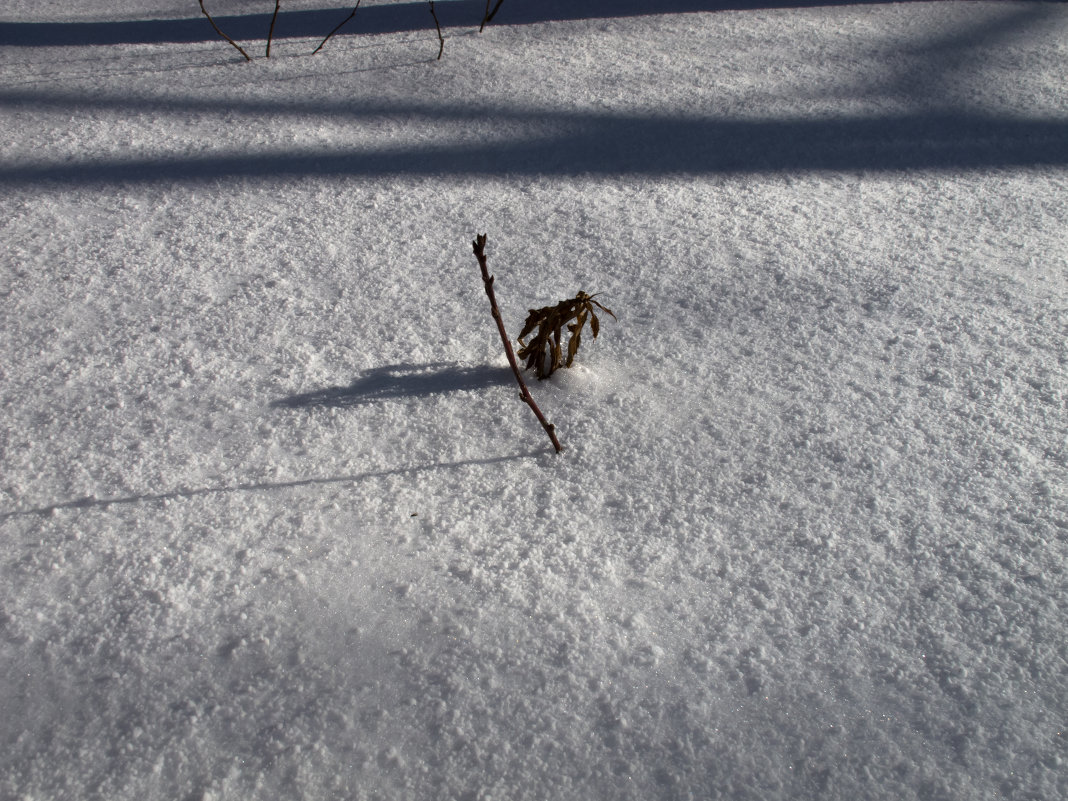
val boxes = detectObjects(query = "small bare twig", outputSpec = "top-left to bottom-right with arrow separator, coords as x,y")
199,0 -> 252,61
428,1 -> 445,60
480,0 -> 507,32
266,0 -> 281,58
312,0 -> 361,55
472,234 -> 563,454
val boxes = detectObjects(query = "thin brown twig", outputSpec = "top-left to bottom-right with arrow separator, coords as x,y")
480,0 -> 506,32
428,1 -> 445,60
198,0 -> 252,61
312,0 -> 361,55
266,0 -> 281,58
472,234 -> 563,454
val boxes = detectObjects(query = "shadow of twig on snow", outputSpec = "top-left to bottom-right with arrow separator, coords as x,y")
0,363 -> 527,520
0,452 -> 536,521
272,362 -> 512,409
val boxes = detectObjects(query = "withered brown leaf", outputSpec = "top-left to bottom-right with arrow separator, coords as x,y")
516,291 -> 616,379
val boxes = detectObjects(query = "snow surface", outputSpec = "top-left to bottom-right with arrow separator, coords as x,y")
1,1 -> 1067,799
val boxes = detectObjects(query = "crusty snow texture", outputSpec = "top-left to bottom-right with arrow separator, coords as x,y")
1,2 -> 1066,800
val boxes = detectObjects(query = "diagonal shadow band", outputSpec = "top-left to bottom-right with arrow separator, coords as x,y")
272,362 -> 513,409
0,1 -> 935,48
0,452 -> 539,521
1,111 -> 1065,186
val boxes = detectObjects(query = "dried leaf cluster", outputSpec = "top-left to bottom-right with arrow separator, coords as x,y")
517,292 -> 616,379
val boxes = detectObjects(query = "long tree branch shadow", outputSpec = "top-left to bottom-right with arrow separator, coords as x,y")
0,0 -> 940,48
0,107 -> 1064,186
1,4 -> 1063,183
272,362 -> 513,409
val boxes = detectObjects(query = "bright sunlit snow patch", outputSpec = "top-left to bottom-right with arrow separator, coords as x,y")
1,2 -> 1066,800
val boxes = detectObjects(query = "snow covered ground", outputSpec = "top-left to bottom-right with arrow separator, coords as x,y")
1,1 -> 1066,799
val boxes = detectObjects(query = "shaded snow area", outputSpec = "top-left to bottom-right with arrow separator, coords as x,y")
2,1 -> 1067,799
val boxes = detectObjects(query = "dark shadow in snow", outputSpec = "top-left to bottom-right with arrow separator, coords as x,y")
0,362 -> 529,520
0,2 -> 1063,184
0,105 -> 1064,186
0,451 -> 538,521
829,1 -> 1062,111
272,362 -> 513,409
0,0 -> 943,48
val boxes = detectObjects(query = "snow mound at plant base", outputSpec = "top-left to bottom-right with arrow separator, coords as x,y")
1,2 -> 1067,800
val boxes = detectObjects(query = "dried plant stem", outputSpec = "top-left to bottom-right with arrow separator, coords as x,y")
428,1 -> 445,60
266,0 -> 281,58
472,234 -> 563,454
312,0 -> 361,55
199,0 -> 252,61
480,0 -> 506,32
